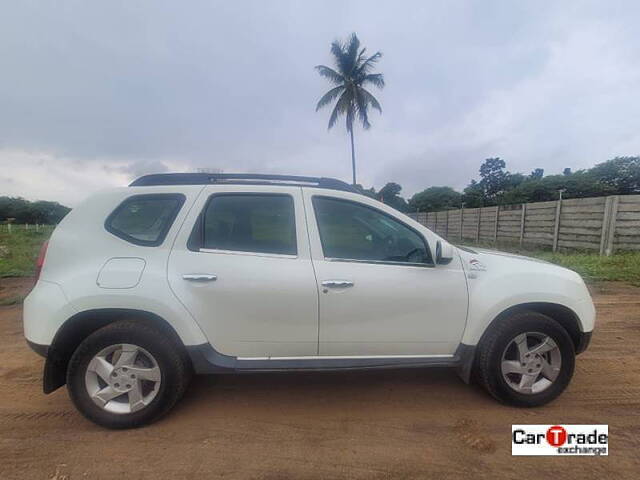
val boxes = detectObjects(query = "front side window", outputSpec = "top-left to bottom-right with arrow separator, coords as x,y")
201,194 -> 296,255
313,196 -> 431,264
106,194 -> 185,246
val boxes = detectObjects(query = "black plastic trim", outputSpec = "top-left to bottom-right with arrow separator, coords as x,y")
575,331 -> 592,354
26,340 -> 49,358
43,345 -> 67,393
454,343 -> 476,383
186,343 -> 462,374
104,193 -> 186,247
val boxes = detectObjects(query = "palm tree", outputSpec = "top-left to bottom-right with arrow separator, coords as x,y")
315,33 -> 384,185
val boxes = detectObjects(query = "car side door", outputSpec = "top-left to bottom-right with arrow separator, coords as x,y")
303,190 -> 468,357
168,185 -> 319,358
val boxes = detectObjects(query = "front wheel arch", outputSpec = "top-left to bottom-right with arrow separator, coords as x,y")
473,310 -> 576,406
456,302 -> 584,384
44,309 -> 188,394
478,302 -> 583,354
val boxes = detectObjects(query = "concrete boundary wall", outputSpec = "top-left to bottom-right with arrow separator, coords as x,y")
408,194 -> 640,255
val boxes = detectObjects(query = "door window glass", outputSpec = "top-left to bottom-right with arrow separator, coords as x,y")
313,197 -> 431,264
203,194 -> 296,255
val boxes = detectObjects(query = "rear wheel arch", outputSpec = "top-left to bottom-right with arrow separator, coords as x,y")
44,309 -> 188,394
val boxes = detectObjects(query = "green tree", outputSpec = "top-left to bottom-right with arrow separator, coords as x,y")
462,180 -> 484,207
530,168 -> 544,179
354,184 -> 377,199
0,196 -> 70,224
378,182 -> 408,212
409,186 -> 462,212
501,170 -> 613,205
315,33 -> 384,185
589,156 -> 640,194
479,157 -> 509,202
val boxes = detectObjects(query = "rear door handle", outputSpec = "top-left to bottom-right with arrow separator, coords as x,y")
321,280 -> 354,288
182,274 -> 217,282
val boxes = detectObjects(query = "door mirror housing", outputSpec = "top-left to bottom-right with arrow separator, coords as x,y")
435,240 -> 454,265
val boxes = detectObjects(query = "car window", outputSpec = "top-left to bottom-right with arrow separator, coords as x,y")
106,194 -> 185,246
202,194 -> 296,255
313,196 -> 431,264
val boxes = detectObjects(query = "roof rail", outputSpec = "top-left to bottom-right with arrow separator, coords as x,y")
129,173 -> 358,193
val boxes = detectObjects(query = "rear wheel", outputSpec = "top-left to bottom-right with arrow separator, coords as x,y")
67,320 -> 191,428
475,311 -> 575,407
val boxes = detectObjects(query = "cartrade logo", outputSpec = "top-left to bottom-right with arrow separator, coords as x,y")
512,425 -> 608,456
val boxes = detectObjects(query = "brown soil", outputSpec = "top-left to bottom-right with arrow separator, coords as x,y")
0,278 -> 638,479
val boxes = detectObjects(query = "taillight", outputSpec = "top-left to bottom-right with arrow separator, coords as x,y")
34,240 -> 49,283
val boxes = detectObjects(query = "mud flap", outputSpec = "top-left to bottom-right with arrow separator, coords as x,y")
43,349 -> 67,394
454,344 -> 476,384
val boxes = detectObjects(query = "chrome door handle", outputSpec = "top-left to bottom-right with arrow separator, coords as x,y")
182,274 -> 217,282
321,280 -> 354,288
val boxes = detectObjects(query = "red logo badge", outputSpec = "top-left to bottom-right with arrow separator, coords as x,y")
546,426 -> 567,447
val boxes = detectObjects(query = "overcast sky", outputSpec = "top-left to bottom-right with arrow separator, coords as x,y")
1,0 -> 639,206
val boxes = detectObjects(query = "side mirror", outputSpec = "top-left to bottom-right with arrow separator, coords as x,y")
435,240 -> 454,265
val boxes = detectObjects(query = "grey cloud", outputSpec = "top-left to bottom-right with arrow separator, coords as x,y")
113,159 -> 171,178
1,0 -> 639,202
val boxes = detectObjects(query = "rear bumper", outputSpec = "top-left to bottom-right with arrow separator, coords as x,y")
575,331 -> 592,355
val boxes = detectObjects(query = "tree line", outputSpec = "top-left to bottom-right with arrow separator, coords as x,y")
0,197 -> 71,224
2,156 -> 638,222
359,156 -> 640,213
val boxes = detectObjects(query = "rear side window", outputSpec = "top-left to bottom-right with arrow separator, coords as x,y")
106,194 -> 185,246
198,194 -> 296,255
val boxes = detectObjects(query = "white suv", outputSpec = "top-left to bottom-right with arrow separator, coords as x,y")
24,173 -> 595,428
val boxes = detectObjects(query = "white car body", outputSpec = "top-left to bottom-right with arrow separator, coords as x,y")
23,174 -> 595,395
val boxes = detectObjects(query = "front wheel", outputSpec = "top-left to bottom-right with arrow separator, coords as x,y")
67,320 -> 191,428
475,311 -> 575,407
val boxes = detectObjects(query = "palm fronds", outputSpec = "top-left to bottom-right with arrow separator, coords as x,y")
315,33 -> 384,131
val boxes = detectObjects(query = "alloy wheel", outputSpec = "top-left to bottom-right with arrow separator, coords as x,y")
84,343 -> 161,414
500,332 -> 562,394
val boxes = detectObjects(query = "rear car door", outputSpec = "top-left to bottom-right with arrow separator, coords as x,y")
303,190 -> 468,356
168,185 -> 319,357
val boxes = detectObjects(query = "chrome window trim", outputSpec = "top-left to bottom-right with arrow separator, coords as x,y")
325,257 -> 434,268
199,248 -> 298,259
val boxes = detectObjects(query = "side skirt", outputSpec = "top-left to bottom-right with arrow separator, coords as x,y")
187,343 -> 476,382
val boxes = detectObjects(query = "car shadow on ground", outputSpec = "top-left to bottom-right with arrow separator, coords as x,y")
174,367 -> 491,415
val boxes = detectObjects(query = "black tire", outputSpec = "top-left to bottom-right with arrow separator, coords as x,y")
475,311 -> 575,407
67,320 -> 191,429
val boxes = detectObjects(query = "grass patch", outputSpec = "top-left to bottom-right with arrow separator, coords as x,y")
0,294 -> 25,306
1,224 -> 638,286
462,241 -> 640,286
0,226 -> 54,277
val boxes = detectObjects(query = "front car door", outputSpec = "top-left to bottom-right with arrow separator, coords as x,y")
302,189 -> 468,356
168,185 -> 319,358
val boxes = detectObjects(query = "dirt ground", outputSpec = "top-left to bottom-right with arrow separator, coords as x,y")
0,278 -> 638,479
